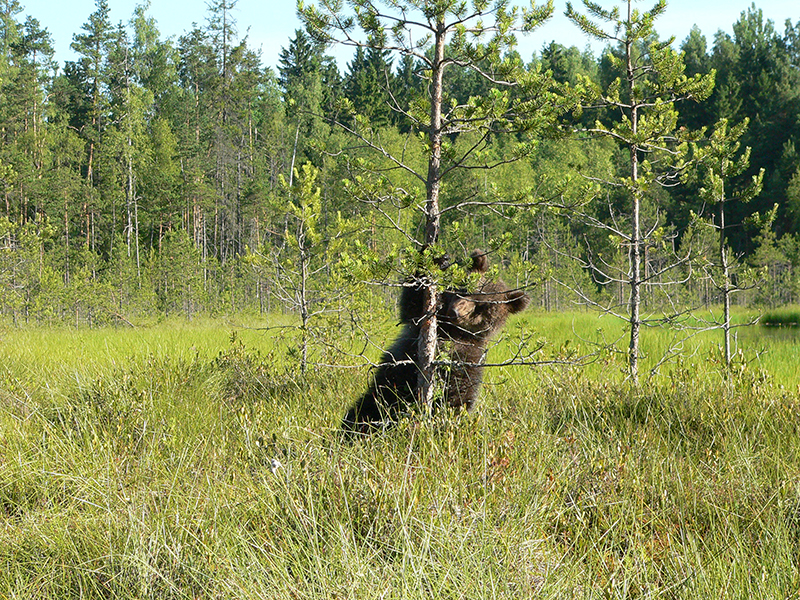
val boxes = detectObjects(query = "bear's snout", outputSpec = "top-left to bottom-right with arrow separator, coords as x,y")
446,297 -> 474,320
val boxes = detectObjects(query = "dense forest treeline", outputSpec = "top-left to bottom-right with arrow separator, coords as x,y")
1,0 -> 800,326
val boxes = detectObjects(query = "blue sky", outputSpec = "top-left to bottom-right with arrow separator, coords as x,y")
20,0 -> 800,72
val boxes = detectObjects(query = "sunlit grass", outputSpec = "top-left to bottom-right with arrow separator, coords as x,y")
1,311 -> 799,597
512,307 -> 799,388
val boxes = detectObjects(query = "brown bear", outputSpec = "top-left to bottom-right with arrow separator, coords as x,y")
340,250 -> 529,436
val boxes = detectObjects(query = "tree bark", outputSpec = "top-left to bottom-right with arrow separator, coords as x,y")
719,194 -> 732,366
625,14 -> 641,385
416,19 -> 446,408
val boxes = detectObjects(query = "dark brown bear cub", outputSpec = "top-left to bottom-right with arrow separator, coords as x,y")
341,250 -> 529,436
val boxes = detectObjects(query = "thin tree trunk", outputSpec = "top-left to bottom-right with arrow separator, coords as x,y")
126,140 -> 133,256
720,195 -> 732,366
629,178 -> 642,384
133,186 -> 141,284
416,20 -> 446,408
626,16 -> 641,385
289,121 -> 300,186
300,244 -> 309,375
64,192 -> 70,285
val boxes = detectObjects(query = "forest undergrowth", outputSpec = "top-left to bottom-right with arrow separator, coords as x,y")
1,312 -> 799,598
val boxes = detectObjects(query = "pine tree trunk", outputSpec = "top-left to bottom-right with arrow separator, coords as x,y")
300,245 -> 309,375
64,192 -> 70,285
629,178 -> 642,384
720,196 -> 732,366
626,23 -> 641,385
416,21 -> 446,408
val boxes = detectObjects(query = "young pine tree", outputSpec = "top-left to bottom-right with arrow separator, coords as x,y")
565,0 -> 715,383
691,118 -> 763,366
299,0 -> 563,405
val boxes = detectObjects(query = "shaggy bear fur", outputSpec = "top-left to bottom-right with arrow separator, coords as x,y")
341,250 -> 529,436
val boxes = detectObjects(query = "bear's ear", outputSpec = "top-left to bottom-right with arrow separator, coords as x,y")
469,250 -> 490,273
504,289 -> 530,314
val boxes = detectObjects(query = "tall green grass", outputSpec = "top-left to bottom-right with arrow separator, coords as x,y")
1,313 -> 799,597
516,307 -> 799,388
761,305 -> 800,328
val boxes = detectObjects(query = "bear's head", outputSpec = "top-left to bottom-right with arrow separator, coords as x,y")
439,250 -> 530,342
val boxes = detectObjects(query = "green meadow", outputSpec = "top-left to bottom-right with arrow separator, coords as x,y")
1,311 -> 800,598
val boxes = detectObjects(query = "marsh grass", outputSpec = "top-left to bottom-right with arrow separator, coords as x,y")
761,306 -> 800,328
1,312 -> 799,598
